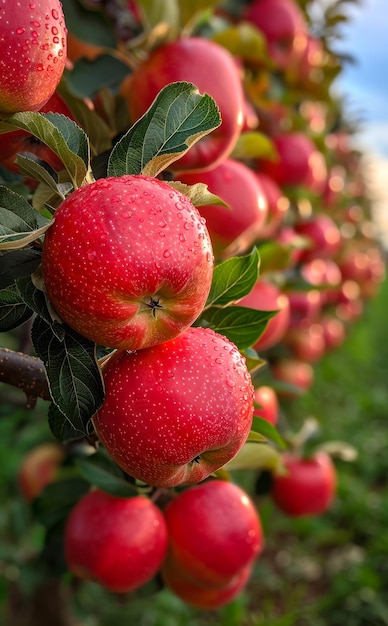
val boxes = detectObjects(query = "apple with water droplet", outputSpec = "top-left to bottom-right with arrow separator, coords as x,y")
0,0 -> 67,116
64,489 -> 168,592
126,37 -> 245,172
93,327 -> 254,488
177,158 -> 268,259
271,452 -> 337,517
162,479 -> 263,589
42,175 -> 214,350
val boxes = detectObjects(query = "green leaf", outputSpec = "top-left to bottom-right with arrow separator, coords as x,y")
205,248 -> 260,308
0,248 -> 41,289
0,113 -> 91,189
48,402 -> 87,443
61,0 -> 117,48
107,81 -> 221,178
31,317 -> 105,436
66,55 -> 131,100
0,284 -> 33,332
0,186 -> 39,239
168,180 -> 229,209
225,442 -> 284,472
77,452 -> 138,497
177,0 -> 220,26
199,305 -> 276,350
251,416 -> 286,449
16,154 -> 63,196
16,275 -> 65,339
33,477 -> 90,528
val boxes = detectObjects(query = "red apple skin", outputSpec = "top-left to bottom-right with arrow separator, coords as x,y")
285,288 -> 322,329
17,442 -> 64,502
0,92 -> 76,178
162,557 -> 253,611
126,37 -> 244,172
255,172 -> 289,240
271,452 -> 337,517
64,490 -> 168,593
42,175 -> 214,351
271,358 -> 314,398
238,280 -> 291,352
258,132 -> 327,192
253,386 -> 279,426
243,0 -> 307,69
284,322 -> 325,363
294,215 -> 342,263
177,159 -> 268,258
93,327 -> 254,488
163,480 -> 263,588
0,0 -> 67,116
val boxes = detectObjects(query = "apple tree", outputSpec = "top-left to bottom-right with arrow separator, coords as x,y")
0,0 -> 385,623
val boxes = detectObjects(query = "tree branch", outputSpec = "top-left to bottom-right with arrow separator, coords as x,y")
0,347 -> 51,404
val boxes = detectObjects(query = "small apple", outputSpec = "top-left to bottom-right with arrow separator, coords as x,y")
162,479 -> 263,588
294,215 -> 342,263
126,37 -> 245,172
0,0 -> 67,116
238,279 -> 291,352
42,175 -> 214,351
284,322 -> 325,363
64,489 -> 168,593
177,158 -> 268,258
271,452 -> 337,516
271,358 -> 314,398
93,327 -> 254,488
17,442 -> 64,502
253,386 -> 279,426
162,557 -> 253,611
243,0 -> 307,70
258,131 -> 327,192
319,315 -> 346,352
285,288 -> 322,329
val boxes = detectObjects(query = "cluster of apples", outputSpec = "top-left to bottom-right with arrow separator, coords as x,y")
3,0 -> 386,612
63,480 -> 263,610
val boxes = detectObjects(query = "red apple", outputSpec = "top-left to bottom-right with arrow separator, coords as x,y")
294,215 -> 342,263
0,0 -> 67,116
284,322 -> 325,363
319,315 -> 346,352
177,158 -> 268,258
93,327 -> 254,488
271,358 -> 314,397
162,480 -> 263,588
163,558 -> 253,611
271,452 -> 337,516
42,175 -> 214,351
253,386 -> 279,425
126,37 -> 244,172
285,288 -> 322,329
243,0 -> 307,69
258,131 -> 327,192
17,442 -> 64,502
238,279 -> 291,352
0,91 -> 76,181
64,489 -> 168,593
255,172 -> 289,239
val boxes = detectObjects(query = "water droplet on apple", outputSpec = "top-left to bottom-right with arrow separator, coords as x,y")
52,26 -> 58,35
226,379 -> 236,389
52,8 -> 59,19
179,233 -> 186,242
122,211 -> 133,219
36,64 -> 44,71
175,201 -> 184,211
16,27 -> 26,35
163,250 -> 171,258
87,251 -> 97,261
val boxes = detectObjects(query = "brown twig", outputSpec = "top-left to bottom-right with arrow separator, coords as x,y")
0,347 -> 50,404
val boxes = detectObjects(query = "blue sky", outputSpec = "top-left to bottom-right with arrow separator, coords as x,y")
331,0 -> 388,246
333,0 -> 388,157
